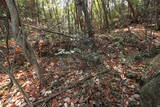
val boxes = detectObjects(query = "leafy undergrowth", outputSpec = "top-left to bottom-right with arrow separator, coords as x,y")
1,25 -> 160,107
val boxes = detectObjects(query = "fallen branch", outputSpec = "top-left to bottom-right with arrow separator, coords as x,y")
0,50 -> 33,107
33,70 -> 110,106
23,24 -> 74,38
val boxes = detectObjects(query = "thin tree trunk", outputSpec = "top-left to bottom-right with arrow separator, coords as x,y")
81,0 -> 94,37
76,0 -> 94,37
52,0 -> 61,32
66,0 -> 71,33
126,0 -> 138,22
155,0 -> 160,30
42,1 -> 47,23
101,0 -> 109,28
67,6 -> 71,33
75,0 -> 84,33
5,0 -> 44,85
96,0 -> 103,30
46,0 -> 53,19
70,4 -> 76,32
35,0 -> 40,25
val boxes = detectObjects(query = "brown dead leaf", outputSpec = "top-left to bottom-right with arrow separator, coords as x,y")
71,98 -> 79,103
51,99 -> 58,107
6,103 -> 17,107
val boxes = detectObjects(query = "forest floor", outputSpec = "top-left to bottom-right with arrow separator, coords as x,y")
0,24 -> 160,107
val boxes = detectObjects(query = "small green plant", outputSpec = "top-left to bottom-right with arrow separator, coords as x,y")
129,99 -> 138,106
111,91 -> 121,100
54,48 -> 82,56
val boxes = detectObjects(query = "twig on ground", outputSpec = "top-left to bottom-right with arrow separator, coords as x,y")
33,70 -> 110,106
23,24 -> 74,38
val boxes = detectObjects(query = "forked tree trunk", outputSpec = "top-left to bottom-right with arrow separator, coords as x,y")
5,0 -> 44,85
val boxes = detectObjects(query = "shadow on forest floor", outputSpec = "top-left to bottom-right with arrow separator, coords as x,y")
1,24 -> 160,106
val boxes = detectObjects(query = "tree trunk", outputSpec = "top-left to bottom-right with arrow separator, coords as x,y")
35,0 -> 40,25
155,0 -> 160,30
5,0 -> 44,85
42,1 -> 47,23
81,0 -> 94,37
67,6 -> 71,33
96,0 -> 103,30
126,0 -> 138,22
144,0 -> 150,10
75,0 -> 94,37
101,0 -> 109,29
75,0 -> 84,33
46,0 -> 53,19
